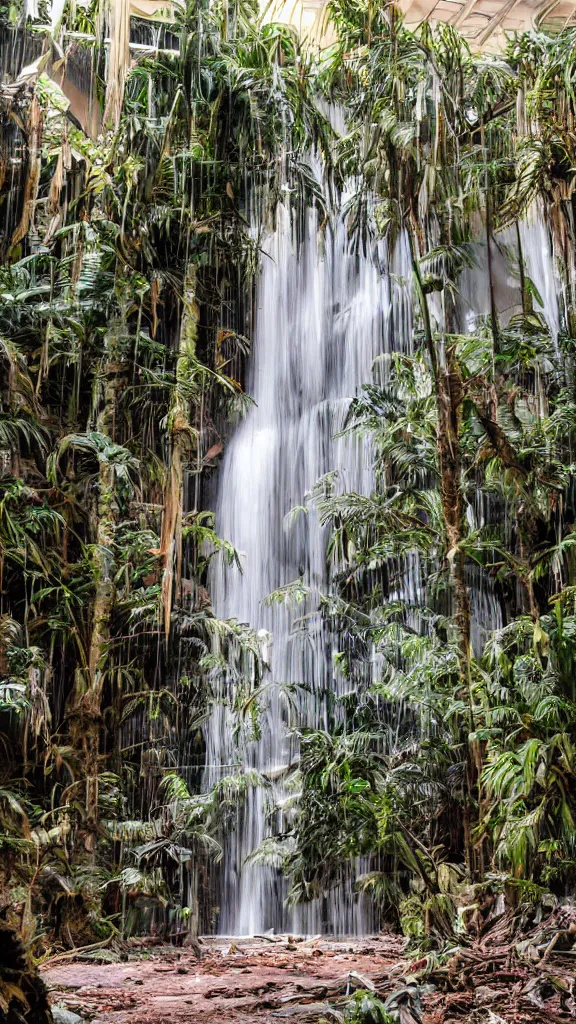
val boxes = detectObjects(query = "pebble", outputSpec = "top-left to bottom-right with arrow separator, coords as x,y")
52,1009 -> 86,1024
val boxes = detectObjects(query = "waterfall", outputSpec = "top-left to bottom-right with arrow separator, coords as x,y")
206,199 -> 560,936
206,202 -> 410,935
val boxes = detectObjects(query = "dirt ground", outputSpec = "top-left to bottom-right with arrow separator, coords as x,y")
43,935 -> 406,1023
42,930 -> 576,1024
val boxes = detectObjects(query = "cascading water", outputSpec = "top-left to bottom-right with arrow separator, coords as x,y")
206,194 -> 560,936
207,201 -> 412,935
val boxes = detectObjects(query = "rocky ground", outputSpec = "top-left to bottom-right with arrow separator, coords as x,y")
42,915 -> 576,1024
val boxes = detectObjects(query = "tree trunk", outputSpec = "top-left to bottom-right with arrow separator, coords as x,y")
435,354 -> 471,675
409,233 -> 470,670
71,326 -> 125,851
410,231 -> 477,874
159,264 -> 199,638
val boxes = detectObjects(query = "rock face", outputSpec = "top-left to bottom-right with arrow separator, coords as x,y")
0,919 -> 53,1023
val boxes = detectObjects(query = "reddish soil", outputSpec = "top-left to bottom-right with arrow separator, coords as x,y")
43,935 -> 407,1024
43,927 -> 576,1024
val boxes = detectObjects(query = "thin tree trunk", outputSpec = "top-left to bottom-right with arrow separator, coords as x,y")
159,264 -> 199,638
410,229 -> 476,874
189,860 -> 199,939
436,354 -> 470,669
71,327 -> 125,851
409,232 -> 470,670
485,184 -> 500,355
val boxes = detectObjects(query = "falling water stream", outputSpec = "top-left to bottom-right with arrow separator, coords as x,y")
206,196 -> 560,936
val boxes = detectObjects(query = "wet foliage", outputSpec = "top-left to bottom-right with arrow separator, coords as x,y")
2,0 -> 576,970
0,0 -> 327,958
271,4 -> 576,937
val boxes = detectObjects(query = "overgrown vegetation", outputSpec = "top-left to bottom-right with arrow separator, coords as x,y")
3,0 -> 576,999
0,0 -> 329,978
272,5 -> 576,941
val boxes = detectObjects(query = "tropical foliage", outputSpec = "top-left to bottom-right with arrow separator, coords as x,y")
276,5 -> 576,932
0,0 -> 326,953
2,0 -> 576,967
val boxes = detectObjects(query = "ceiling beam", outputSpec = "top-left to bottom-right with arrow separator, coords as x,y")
451,0 -> 479,28
476,0 -> 524,44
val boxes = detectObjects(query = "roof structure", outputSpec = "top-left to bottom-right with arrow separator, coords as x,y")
398,0 -> 576,48
272,0 -> 576,48
83,0 -> 576,50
